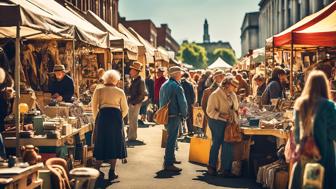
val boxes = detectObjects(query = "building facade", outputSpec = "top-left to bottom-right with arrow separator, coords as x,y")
157,24 -> 180,54
258,0 -> 334,46
56,0 -> 119,28
241,12 -> 260,56
120,18 -> 158,47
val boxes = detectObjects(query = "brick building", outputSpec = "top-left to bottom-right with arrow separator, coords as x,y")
157,24 -> 180,54
120,18 -> 158,48
56,0 -> 119,28
120,19 -> 180,54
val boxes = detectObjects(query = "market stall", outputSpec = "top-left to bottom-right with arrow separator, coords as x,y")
265,1 -> 336,96
0,0 -> 110,165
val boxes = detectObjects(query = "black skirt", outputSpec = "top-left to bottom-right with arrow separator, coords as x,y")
93,107 -> 127,160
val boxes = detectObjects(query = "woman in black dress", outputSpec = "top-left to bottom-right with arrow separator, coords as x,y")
91,70 -> 129,180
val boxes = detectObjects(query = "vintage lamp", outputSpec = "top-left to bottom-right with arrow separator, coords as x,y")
19,103 -> 29,126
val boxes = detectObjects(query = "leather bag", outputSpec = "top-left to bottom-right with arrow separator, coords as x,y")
153,101 -> 170,125
224,110 -> 242,142
224,122 -> 242,142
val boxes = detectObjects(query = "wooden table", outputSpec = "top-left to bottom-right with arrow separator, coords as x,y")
4,124 -> 92,147
241,127 -> 289,139
0,163 -> 43,189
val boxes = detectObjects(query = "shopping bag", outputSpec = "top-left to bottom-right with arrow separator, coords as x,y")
188,137 -> 211,165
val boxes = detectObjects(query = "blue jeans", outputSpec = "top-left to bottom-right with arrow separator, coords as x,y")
164,117 -> 181,166
208,118 -> 232,171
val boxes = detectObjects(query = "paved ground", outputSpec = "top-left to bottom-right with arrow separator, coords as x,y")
95,125 -> 262,189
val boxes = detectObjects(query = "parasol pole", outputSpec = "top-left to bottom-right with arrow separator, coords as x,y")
15,24 -> 21,157
122,50 -> 125,90
290,32 -> 294,97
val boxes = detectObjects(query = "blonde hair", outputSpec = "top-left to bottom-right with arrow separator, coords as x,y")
102,70 -> 121,85
294,70 -> 331,136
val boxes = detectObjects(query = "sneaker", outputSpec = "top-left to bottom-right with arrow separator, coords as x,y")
164,165 -> 182,172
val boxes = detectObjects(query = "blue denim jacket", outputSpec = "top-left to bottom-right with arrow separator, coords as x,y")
159,78 -> 188,118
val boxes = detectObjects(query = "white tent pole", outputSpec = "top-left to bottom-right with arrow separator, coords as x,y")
15,24 -> 21,157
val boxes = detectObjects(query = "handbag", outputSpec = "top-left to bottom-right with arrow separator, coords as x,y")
153,89 -> 176,125
153,101 -> 170,125
224,109 -> 242,143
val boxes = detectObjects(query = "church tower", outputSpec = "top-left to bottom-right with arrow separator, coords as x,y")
203,19 -> 210,43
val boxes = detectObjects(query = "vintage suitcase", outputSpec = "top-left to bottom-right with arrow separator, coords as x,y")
188,137 -> 212,165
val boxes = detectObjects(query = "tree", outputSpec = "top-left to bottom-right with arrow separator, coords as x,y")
208,48 -> 237,66
178,42 -> 207,69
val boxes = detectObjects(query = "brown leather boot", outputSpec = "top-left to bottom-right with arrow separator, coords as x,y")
207,166 -> 217,176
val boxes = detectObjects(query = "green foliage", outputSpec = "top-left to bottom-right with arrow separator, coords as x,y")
208,48 -> 237,66
177,42 -> 207,69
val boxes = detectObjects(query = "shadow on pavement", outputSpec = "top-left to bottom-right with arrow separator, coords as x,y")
95,177 -> 120,189
154,170 -> 181,179
193,170 -> 262,189
126,140 -> 146,147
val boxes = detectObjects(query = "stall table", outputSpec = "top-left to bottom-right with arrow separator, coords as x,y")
0,163 -> 43,189
4,124 -> 91,147
241,127 -> 289,139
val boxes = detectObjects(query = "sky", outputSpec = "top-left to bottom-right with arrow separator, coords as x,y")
119,0 -> 260,57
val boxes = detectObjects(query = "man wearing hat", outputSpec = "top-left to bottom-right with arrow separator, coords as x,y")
154,67 -> 167,107
127,62 -> 147,142
201,70 -> 225,134
159,66 -> 188,172
48,64 -> 74,103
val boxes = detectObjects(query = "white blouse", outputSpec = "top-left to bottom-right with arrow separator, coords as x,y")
91,86 -> 129,119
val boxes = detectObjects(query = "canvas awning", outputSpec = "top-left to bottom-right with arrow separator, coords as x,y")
155,46 -> 170,63
270,1 -> 336,47
118,23 -> 145,54
84,11 -> 138,54
128,28 -> 155,64
0,1 -> 73,39
208,57 -> 232,69
33,0 -> 108,48
293,4 -> 336,47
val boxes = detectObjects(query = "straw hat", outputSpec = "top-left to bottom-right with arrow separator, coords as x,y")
53,64 -> 66,72
130,62 -> 142,72
212,70 -> 224,78
168,66 -> 183,75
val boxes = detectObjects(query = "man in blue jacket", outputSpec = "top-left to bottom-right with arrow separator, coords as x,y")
159,66 -> 188,172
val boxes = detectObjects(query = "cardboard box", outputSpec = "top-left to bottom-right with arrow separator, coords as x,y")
232,139 -> 251,161
189,137 -> 211,165
35,92 -> 51,113
44,106 -> 69,118
12,93 -> 37,114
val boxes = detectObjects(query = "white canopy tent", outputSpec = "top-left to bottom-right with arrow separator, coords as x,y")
208,57 -> 232,69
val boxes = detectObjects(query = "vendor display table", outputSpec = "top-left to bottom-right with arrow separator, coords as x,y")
4,124 -> 91,148
241,127 -> 289,139
0,163 -> 43,189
